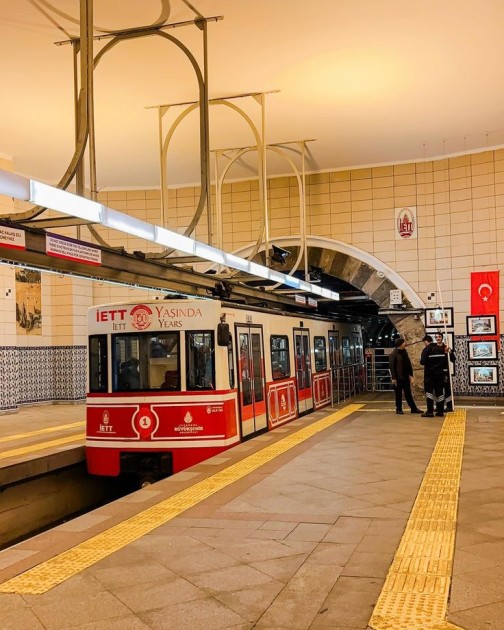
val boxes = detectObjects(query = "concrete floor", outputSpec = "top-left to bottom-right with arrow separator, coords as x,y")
0,395 -> 502,629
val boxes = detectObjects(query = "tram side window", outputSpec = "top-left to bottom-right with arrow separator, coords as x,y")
228,335 -> 235,389
314,336 -> 327,372
187,331 -> 215,390
113,332 -> 180,391
239,333 -> 252,405
270,335 -> 290,380
89,335 -> 108,392
352,332 -> 362,363
329,331 -> 340,368
251,333 -> 264,403
342,336 -> 352,365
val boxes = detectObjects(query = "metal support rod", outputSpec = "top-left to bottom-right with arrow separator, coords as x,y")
214,150 -> 223,254
300,140 -> 308,281
73,40 -> 83,201
87,0 -> 97,204
260,94 -> 270,266
437,278 -> 456,410
201,19 -> 212,245
159,106 -> 167,227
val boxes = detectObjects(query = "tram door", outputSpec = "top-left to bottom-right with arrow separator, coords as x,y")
236,325 -> 267,438
328,330 -> 340,396
294,329 -> 313,415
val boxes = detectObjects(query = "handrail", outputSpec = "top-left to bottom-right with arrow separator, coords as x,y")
330,363 -> 366,406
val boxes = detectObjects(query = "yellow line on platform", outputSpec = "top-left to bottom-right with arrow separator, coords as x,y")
0,403 -> 362,595
0,433 -> 85,461
0,421 -> 85,445
369,410 -> 466,630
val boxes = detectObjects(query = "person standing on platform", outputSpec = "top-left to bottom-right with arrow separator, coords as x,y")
435,332 -> 455,411
420,333 -> 453,417
389,338 -> 423,415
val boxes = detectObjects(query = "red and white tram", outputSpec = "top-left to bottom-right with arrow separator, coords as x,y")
86,298 -> 363,479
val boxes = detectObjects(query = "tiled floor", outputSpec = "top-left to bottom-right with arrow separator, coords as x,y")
0,396 -> 503,629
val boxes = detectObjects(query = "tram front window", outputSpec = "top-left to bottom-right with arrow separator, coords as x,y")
113,332 -> 180,391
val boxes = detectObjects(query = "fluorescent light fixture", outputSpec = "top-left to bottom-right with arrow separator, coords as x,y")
224,253 -> 252,274
0,170 -> 30,200
269,270 -> 286,284
0,169 -> 340,303
248,261 -> 267,277
103,208 -> 155,241
195,242 -> 225,265
284,275 -> 301,289
30,181 -> 103,223
154,226 -> 195,253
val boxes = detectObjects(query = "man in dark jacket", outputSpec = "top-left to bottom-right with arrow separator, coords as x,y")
420,333 -> 454,417
389,338 -> 422,415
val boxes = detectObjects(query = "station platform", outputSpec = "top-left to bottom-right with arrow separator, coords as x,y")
0,396 -> 503,629
0,403 -> 85,485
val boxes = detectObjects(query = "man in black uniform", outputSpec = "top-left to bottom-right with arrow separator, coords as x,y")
389,338 -> 422,415
436,332 -> 455,411
420,333 -> 454,417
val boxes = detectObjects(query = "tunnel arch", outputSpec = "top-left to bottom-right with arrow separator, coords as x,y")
233,235 -> 427,346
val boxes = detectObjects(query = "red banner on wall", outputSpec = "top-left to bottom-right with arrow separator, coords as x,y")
471,270 -> 500,343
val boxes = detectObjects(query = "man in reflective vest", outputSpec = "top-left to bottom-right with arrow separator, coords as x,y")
420,333 -> 454,417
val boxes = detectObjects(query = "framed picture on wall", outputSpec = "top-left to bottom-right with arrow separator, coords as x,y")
424,307 -> 453,329
469,366 -> 499,386
425,329 -> 454,349
468,340 -> 498,360
466,315 -> 497,336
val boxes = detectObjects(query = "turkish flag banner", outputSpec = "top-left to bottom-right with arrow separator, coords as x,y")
471,271 -> 499,315
471,270 -> 500,343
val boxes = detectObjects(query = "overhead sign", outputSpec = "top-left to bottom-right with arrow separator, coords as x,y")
0,225 -> 25,250
46,233 -> 101,266
295,294 -> 307,304
307,297 -> 317,308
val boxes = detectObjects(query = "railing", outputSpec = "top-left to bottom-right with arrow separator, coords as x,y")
364,348 -> 394,392
331,363 -> 366,405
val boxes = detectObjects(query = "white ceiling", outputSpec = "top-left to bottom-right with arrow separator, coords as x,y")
2,0 -> 504,190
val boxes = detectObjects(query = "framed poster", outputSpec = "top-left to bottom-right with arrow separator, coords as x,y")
424,307 -> 453,329
469,365 -> 498,385
426,330 -> 454,349
468,340 -> 497,360
466,315 -> 497,336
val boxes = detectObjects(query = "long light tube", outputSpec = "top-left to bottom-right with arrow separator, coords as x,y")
0,169 -> 339,301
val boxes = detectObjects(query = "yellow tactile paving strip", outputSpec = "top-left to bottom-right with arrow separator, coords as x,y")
0,403 -> 362,595
369,409 -> 466,630
0,421 -> 84,445
0,433 -> 85,461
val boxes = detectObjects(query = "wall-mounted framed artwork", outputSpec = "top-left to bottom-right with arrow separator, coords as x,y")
424,307 -> 453,329
426,329 -> 454,350
468,340 -> 498,360
466,315 -> 497,336
469,365 -> 499,386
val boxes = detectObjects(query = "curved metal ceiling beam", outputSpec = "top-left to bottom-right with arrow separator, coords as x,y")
33,0 -> 172,34
89,28 -> 207,254
0,0 -> 173,223
149,96 -> 263,260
